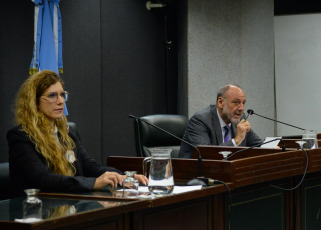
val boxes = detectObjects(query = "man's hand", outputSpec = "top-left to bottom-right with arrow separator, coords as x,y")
234,119 -> 251,145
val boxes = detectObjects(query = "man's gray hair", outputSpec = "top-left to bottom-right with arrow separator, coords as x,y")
216,84 -> 242,102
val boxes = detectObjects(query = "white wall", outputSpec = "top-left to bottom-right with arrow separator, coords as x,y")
179,0 -> 275,139
275,14 -> 321,136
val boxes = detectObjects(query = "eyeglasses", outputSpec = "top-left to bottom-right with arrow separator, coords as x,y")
41,91 -> 69,103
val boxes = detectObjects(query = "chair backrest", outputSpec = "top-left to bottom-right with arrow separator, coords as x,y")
134,114 -> 189,158
0,162 -> 10,200
68,121 -> 81,141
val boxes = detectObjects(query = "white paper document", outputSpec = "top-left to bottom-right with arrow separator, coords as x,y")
261,137 -> 281,148
138,185 -> 202,194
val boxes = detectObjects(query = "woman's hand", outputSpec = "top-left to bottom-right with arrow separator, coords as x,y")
134,174 -> 149,185
94,172 -> 124,190
94,172 -> 149,190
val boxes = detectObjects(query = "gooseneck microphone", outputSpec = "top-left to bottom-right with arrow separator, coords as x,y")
247,109 -> 305,131
128,114 -> 209,185
226,137 -> 285,160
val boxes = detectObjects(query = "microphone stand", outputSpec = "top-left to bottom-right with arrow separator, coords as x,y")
249,110 -> 305,131
128,114 -> 205,182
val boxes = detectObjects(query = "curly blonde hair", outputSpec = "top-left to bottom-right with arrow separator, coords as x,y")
15,70 -> 76,176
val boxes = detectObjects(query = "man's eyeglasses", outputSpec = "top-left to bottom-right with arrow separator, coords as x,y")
41,91 -> 69,103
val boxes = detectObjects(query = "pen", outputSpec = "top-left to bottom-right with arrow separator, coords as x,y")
245,112 -> 250,121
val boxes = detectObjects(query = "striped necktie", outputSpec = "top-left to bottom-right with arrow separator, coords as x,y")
224,125 -> 230,143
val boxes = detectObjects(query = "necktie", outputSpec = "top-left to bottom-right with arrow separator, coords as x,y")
224,126 -> 230,143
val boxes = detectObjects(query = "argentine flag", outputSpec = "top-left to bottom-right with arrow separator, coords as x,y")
30,0 -> 68,115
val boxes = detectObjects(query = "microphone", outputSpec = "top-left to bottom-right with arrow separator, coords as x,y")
129,114 -> 210,186
247,109 -> 305,131
226,137 -> 285,160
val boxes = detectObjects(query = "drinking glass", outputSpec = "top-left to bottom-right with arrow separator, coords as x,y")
23,189 -> 42,222
122,171 -> 139,197
302,130 -> 318,149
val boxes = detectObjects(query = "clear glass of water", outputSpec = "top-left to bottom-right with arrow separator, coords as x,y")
122,171 -> 139,197
23,189 -> 43,222
302,130 -> 318,149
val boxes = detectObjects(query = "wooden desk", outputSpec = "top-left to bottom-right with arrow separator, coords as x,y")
279,139 -> 321,149
107,149 -> 306,188
0,185 -> 227,230
106,148 -> 321,230
2,148 -> 321,230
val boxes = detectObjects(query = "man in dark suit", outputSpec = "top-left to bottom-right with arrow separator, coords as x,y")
178,84 -> 263,158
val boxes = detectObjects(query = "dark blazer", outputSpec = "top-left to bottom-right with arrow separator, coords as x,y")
7,125 -> 122,197
178,105 -> 263,158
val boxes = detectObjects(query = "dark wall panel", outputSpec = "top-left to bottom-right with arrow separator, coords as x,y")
0,0 -> 34,162
101,1 -> 176,160
60,1 -> 102,162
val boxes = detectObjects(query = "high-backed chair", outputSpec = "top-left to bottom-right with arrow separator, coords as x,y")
0,162 -> 9,200
134,114 -> 189,158
68,121 -> 81,141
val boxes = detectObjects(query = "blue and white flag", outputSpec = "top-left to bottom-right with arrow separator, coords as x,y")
30,0 -> 68,115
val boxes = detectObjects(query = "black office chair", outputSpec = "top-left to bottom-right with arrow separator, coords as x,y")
133,114 -> 189,158
0,162 -> 10,200
68,121 -> 81,141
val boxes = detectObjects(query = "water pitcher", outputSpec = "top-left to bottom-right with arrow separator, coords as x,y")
143,148 -> 174,195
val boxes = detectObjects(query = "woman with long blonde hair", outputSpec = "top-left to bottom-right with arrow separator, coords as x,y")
7,70 -> 147,197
